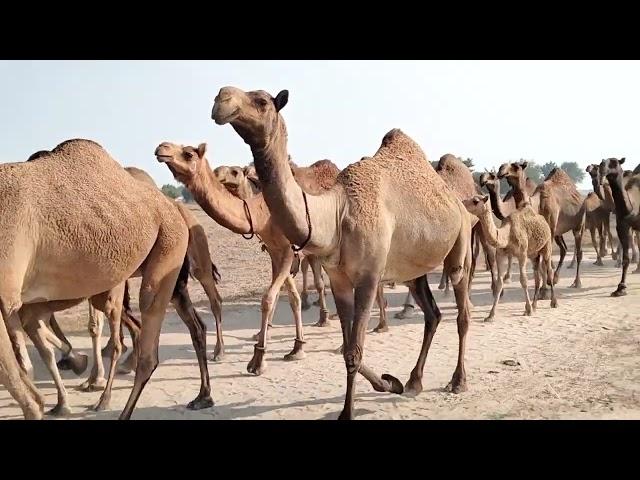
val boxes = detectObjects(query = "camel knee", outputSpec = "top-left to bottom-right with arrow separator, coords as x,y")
343,344 -> 362,375
261,292 -> 277,314
448,265 -> 464,285
137,354 -> 158,379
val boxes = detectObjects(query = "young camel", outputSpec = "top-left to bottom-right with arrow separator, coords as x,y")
462,195 -> 557,320
598,158 -> 640,296
212,86 -> 472,420
498,162 -> 586,291
0,139 -> 188,420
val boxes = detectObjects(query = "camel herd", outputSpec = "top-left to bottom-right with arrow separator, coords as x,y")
1,85 -> 639,420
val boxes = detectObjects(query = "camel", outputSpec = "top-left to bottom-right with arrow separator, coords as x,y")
35,165 -> 223,414
498,162 -> 586,291
582,164 -> 615,266
598,158 -> 640,296
0,139 -> 188,420
462,195 -> 557,320
211,86 -> 472,420
157,144 -> 334,375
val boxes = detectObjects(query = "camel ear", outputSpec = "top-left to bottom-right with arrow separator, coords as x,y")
521,161 -> 528,170
482,195 -> 489,204
273,90 -> 289,112
197,143 -> 207,158
620,157 -> 626,164
586,165 -> 592,173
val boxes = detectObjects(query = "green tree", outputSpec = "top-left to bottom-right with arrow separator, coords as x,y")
560,161 -> 586,184
523,160 -> 543,184
541,161 -> 558,179
463,158 -> 474,171
161,184 -> 181,199
180,186 -> 194,203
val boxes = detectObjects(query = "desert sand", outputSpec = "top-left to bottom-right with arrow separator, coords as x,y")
1,204 -> 639,420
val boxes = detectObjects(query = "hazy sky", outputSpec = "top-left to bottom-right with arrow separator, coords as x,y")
1,60 -> 639,189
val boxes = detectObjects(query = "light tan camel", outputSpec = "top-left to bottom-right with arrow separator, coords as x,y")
462,195 -> 557,320
0,139 -> 188,420
36,165 -> 223,414
158,143 -> 327,375
498,162 -> 586,292
211,86 -> 472,420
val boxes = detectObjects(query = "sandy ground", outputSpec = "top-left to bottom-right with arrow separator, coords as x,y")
1,204 -> 640,420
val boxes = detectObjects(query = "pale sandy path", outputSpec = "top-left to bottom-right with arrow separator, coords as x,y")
1,242 -> 639,420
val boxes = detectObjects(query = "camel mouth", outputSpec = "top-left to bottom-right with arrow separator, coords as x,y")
156,155 -> 173,163
212,106 -> 240,125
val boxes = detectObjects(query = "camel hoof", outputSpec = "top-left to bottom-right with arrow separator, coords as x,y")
524,305 -> 532,316
78,377 -> 106,392
284,339 -> 306,361
594,260 -> 604,266
611,252 -> 618,260
503,276 -> 511,284
377,373 -> 404,394
484,315 -> 495,323
552,275 -> 560,286
373,324 -> 389,333
301,299 -> 311,311
68,353 -> 89,376
328,313 -> 339,320
569,281 -> 582,289
445,378 -> 468,394
538,289 -> 548,300
611,288 -> 627,298
551,298 -> 558,308
334,344 -> 344,355
438,283 -> 446,291
338,410 -> 352,420
56,357 -> 73,371
46,404 -> 72,417
91,398 -> 110,412
252,328 -> 271,342
312,299 -> 320,307
102,343 -> 127,358
566,263 -> 575,270
394,306 -> 415,319
404,376 -> 423,396
208,346 -> 225,362
247,347 -> 267,375
313,319 -> 330,327
187,395 -> 214,410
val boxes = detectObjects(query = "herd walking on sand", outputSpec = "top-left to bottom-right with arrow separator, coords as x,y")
1,86 -> 639,420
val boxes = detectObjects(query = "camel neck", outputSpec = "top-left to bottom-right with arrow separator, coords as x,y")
477,209 -> 507,250
487,187 -> 507,221
512,186 -> 530,209
187,161 -> 266,235
247,118 -> 319,247
608,175 -> 633,217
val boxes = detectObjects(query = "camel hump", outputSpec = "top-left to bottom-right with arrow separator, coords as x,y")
125,166 -> 157,187
52,138 -> 104,153
380,128 -> 406,147
26,150 -> 51,162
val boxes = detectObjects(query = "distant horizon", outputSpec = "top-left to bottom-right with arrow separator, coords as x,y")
2,60 -> 639,191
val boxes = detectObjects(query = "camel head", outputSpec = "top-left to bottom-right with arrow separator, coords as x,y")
599,157 -> 626,187
213,165 -> 261,200
478,169 -> 500,193
155,142 -> 207,184
462,195 -> 491,217
497,161 -> 528,190
586,164 -> 605,200
211,86 -> 289,147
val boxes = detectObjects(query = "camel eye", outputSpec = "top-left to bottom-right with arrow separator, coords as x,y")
185,151 -> 193,159
256,97 -> 268,107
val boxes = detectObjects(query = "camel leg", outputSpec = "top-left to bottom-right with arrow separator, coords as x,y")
611,223 -> 631,297
569,225 -> 584,288
92,283 -> 125,412
631,231 -> 639,264
116,309 -> 141,374
485,251 -> 506,322
310,257 -> 331,326
278,275 -> 306,361
469,225 -> 479,284
543,242 -> 558,308
21,308 -> 72,416
373,284 -> 389,333
5,311 -> 34,378
395,291 -> 416,319
591,225 -> 604,266
300,257 -> 311,310
532,255 -> 541,311
518,255 -> 533,316
195,272 -> 224,363
101,321 -> 127,359
553,235 -> 567,285
248,251 -> 292,375
171,284 -> 214,410
503,253 -> 513,283
605,216 -> 615,258
41,316 -> 88,376
634,232 -> 640,274
0,302 -> 43,420
79,304 -> 107,391
597,222 -> 607,261
403,275 -> 442,395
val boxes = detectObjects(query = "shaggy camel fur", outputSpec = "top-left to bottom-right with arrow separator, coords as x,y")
499,162 -> 586,293
598,158 -> 640,296
212,86 -> 472,420
158,143 -> 332,375
463,195 -> 557,320
0,139 -> 188,420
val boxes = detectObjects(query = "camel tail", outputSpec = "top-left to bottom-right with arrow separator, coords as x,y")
122,281 -> 141,330
211,262 -> 221,284
173,256 -> 191,298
